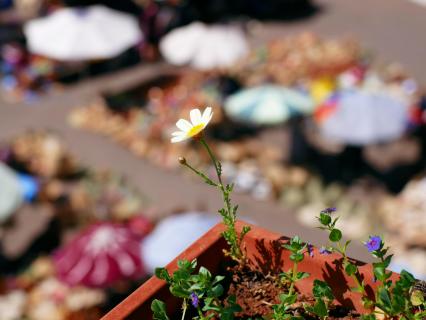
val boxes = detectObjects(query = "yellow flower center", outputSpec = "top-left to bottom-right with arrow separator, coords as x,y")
187,124 -> 205,137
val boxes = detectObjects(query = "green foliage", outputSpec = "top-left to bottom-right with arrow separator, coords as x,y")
272,236 -> 311,319
328,229 -> 342,242
316,209 -> 368,303
154,259 -> 240,320
280,236 -> 310,292
312,280 -> 334,301
151,299 -> 170,320
180,137 -> 251,263
304,280 -> 334,319
369,244 -> 425,319
272,293 -> 303,320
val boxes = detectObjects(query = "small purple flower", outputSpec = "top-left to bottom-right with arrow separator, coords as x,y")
307,243 -> 314,257
190,292 -> 199,308
365,236 -> 381,253
319,247 -> 332,255
321,207 -> 337,214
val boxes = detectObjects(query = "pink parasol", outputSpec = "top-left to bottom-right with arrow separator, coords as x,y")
53,222 -> 145,288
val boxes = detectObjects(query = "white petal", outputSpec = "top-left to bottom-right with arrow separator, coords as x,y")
171,135 -> 188,143
190,109 -> 202,126
176,119 -> 192,132
171,131 -> 186,137
201,107 -> 213,124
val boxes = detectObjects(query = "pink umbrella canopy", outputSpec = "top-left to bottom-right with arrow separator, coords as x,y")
53,222 -> 145,288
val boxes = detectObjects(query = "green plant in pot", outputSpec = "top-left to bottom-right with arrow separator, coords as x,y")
147,108 -> 426,320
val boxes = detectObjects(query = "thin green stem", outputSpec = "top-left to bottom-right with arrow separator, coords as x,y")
336,241 -> 366,296
197,307 -> 205,320
181,299 -> 188,320
289,262 -> 298,296
199,138 -> 232,220
200,138 -> 223,186
181,161 -> 218,187
199,137 -> 242,260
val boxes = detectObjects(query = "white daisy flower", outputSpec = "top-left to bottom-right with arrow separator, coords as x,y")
171,107 -> 213,143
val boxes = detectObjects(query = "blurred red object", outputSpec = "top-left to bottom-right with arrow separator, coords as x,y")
127,214 -> 153,237
53,222 -> 145,288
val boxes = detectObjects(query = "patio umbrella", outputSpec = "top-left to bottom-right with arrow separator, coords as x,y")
53,222 -> 145,287
316,89 -> 410,146
141,212 -> 220,273
24,5 -> 142,61
159,22 -> 248,70
223,85 -> 314,125
0,163 -> 23,223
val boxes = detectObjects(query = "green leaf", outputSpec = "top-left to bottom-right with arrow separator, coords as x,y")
151,299 -> 170,320
319,213 -> 331,226
343,240 -> 352,251
373,266 -> 387,282
155,268 -> 171,282
170,285 -> 189,298
296,272 -> 310,281
199,266 -> 212,279
345,263 -> 357,276
413,311 -> 426,320
213,275 -> 225,284
329,229 -> 342,242
361,297 -> 375,309
331,217 -> 340,228
283,244 -> 293,251
177,259 -> 195,271
378,287 -> 392,312
351,286 -> 363,293
280,293 -> 297,305
382,255 -> 393,268
397,270 -> 415,288
313,299 -> 328,317
312,280 -> 334,300
290,252 -> 304,263
211,284 -> 224,297
220,295 -> 242,320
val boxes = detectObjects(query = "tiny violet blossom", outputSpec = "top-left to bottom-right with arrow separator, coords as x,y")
171,107 -> 213,143
321,207 -> 337,214
365,235 -> 381,253
307,243 -> 314,257
319,247 -> 332,255
190,292 -> 199,308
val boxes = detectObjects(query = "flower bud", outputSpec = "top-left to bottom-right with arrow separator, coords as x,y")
178,157 -> 186,165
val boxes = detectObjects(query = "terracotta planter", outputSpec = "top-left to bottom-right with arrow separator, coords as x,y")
102,221 -> 396,320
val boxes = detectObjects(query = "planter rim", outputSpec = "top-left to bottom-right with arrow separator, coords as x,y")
102,221 -> 228,320
102,220 -> 396,320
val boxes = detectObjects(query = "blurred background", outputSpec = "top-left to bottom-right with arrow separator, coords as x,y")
0,0 -> 425,319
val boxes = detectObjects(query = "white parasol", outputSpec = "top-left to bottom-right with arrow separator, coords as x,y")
159,22 -> 249,70
24,5 -> 143,61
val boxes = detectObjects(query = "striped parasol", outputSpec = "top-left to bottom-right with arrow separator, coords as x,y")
224,85 -> 314,125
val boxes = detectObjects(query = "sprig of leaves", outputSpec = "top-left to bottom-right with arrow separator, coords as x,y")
272,236 -> 310,320
179,137 -> 250,264
317,208 -> 371,308
153,259 -> 241,320
304,280 -> 334,320
366,238 -> 426,319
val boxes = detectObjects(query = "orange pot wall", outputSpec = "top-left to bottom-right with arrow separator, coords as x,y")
102,221 -> 397,320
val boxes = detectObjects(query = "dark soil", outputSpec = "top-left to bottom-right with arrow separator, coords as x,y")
228,266 -> 360,319
228,267 -> 282,317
